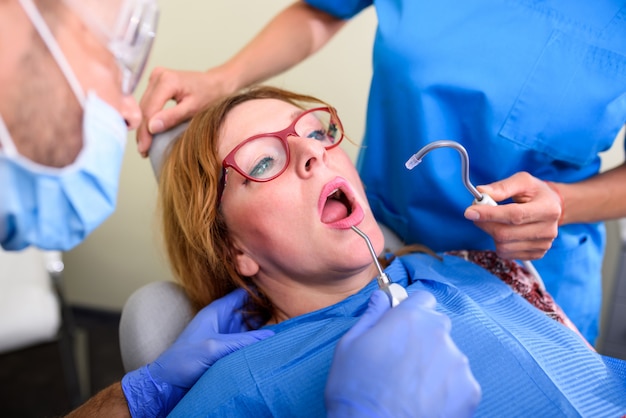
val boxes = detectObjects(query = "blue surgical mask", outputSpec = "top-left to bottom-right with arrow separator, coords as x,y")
0,0 -> 128,251
0,94 -> 127,251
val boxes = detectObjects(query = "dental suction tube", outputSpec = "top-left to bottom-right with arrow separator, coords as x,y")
405,140 -> 493,204
405,140 -> 546,291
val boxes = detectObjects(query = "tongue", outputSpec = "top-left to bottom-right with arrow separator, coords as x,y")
322,199 -> 349,223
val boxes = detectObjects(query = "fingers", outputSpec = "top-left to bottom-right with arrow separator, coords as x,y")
136,66 -> 232,158
465,196 -> 560,225
212,288 -> 255,333
149,104 -> 193,134
440,353 -> 481,417
198,330 -> 274,369
179,288 -> 250,338
476,171 -> 537,203
466,172 -> 561,224
216,330 -> 275,352
406,306 -> 479,417
212,287 -> 249,311
156,327 -> 275,388
469,216 -> 556,259
372,290 -> 443,347
475,211 -> 555,245
399,294 -> 450,353
139,67 -> 184,128
340,290 -> 390,345
493,234 -> 554,260
136,67 -> 170,156
136,67 -> 195,157
397,288 -> 437,312
143,78 -> 197,135
463,172 -> 560,260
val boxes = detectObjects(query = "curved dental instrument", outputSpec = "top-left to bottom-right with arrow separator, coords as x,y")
404,140 -> 546,291
405,140 -> 496,205
351,226 -> 408,307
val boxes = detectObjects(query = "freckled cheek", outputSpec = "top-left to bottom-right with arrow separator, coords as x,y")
222,180 -> 307,235
223,199 -> 277,240
223,204 -> 257,236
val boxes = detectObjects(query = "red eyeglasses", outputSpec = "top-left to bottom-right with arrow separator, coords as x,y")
217,107 -> 344,202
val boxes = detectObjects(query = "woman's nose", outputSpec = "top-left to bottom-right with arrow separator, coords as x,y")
290,135 -> 328,177
120,95 -> 142,130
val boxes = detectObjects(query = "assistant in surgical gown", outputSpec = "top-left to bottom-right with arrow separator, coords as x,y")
303,0 -> 626,345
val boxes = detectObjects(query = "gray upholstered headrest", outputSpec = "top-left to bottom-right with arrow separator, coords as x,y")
148,121 -> 190,180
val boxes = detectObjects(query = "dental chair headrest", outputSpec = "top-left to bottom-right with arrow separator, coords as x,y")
148,121 -> 190,181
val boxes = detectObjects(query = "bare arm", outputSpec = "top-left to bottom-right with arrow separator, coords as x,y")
556,162 -> 626,225
220,1 -> 346,90
65,382 -> 130,418
137,1 -> 346,155
465,161 -> 626,260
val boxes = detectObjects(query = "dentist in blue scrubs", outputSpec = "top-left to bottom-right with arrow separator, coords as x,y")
138,0 -> 626,346
0,0 -> 479,416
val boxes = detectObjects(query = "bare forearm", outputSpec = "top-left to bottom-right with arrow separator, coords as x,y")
218,1 -> 346,92
65,382 -> 130,418
552,163 -> 626,225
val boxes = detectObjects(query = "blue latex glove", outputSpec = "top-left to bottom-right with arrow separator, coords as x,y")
325,289 -> 481,418
122,288 -> 274,418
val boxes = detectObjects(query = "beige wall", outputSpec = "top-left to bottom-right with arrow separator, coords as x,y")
64,1 -> 626,324
63,1 -> 377,310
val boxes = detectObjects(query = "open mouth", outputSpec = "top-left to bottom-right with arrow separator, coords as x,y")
319,178 -> 364,228
321,188 -> 353,224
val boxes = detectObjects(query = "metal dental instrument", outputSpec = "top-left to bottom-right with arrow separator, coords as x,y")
405,140 -> 546,291
351,225 -> 408,307
405,140 -> 496,205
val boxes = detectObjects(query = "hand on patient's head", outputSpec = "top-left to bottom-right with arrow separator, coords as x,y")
137,67 -> 230,157
122,288 -> 274,417
325,289 -> 481,418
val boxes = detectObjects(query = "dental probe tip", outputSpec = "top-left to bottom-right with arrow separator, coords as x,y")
350,226 -> 386,280
405,155 -> 422,170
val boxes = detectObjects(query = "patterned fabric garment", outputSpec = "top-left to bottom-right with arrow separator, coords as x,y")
447,249 -> 590,347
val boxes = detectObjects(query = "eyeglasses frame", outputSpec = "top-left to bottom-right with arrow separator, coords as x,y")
217,106 -> 345,202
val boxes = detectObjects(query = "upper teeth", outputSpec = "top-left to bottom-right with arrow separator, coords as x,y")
328,189 -> 342,200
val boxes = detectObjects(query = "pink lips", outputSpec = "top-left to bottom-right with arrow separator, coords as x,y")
318,177 -> 365,229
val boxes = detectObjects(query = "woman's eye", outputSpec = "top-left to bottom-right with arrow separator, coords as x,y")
249,156 -> 275,178
327,123 -> 338,141
307,129 -> 327,141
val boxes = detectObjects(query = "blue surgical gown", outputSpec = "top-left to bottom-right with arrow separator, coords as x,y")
304,0 -> 626,345
169,255 -> 626,417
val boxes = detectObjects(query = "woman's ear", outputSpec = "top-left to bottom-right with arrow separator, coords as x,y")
231,242 -> 260,277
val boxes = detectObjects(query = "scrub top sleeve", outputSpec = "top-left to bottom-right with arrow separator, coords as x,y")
303,0 -> 372,20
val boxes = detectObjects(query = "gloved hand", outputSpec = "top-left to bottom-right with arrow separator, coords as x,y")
325,289 -> 481,418
121,288 -> 274,418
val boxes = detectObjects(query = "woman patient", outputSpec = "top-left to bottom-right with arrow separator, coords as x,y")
157,86 -> 626,417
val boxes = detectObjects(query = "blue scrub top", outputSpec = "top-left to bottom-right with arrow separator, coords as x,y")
169,255 -> 626,417
305,0 -> 626,344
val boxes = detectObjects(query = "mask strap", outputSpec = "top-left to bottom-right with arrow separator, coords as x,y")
0,114 -> 19,157
18,0 -> 86,107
